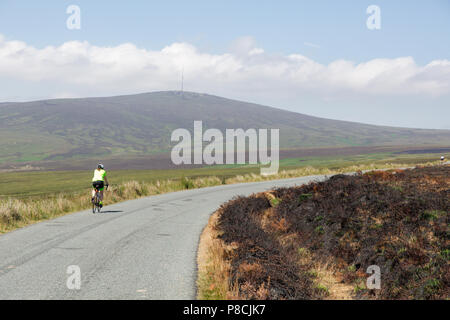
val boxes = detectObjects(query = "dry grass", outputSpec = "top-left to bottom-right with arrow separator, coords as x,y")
311,260 -> 354,300
197,211 -> 239,300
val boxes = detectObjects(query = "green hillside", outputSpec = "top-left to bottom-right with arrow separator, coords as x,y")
1,91 -> 449,163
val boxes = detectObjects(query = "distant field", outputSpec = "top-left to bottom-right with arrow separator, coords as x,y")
0,167 -> 257,198
278,152 -> 444,169
1,145 -> 448,172
0,151 -> 446,198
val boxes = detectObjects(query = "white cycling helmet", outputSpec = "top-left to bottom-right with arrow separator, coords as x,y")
97,163 -> 104,169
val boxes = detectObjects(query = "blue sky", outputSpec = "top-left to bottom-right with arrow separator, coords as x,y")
0,0 -> 449,129
1,0 -> 449,64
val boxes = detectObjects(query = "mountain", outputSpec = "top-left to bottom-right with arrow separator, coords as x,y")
1,91 -> 449,163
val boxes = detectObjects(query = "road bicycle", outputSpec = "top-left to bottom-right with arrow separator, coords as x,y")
92,187 -> 102,213
92,184 -> 108,213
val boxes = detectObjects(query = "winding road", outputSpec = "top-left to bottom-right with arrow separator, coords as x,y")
0,174 -> 330,299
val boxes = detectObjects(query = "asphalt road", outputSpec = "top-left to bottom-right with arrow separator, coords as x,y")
0,174 -> 332,299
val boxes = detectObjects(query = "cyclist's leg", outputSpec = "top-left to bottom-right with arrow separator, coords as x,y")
92,182 -> 97,198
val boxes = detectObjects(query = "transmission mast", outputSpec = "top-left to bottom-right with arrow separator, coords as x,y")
181,67 -> 184,93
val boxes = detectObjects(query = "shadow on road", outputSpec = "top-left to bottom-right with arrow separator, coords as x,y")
101,210 -> 124,214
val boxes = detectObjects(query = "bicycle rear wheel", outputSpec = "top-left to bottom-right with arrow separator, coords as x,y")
93,192 -> 99,213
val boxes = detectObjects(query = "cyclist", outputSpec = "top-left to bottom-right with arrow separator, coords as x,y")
92,163 -> 109,208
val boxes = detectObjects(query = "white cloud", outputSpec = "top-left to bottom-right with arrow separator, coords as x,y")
229,36 -> 264,57
304,42 -> 320,49
248,48 -> 265,56
0,34 -> 449,102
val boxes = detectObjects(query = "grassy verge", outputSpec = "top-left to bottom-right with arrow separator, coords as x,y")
0,160 -> 443,234
197,211 -> 239,299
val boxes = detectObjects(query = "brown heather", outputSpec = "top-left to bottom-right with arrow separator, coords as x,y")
197,164 -> 449,300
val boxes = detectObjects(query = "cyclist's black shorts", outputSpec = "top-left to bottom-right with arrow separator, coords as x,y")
92,181 -> 105,190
